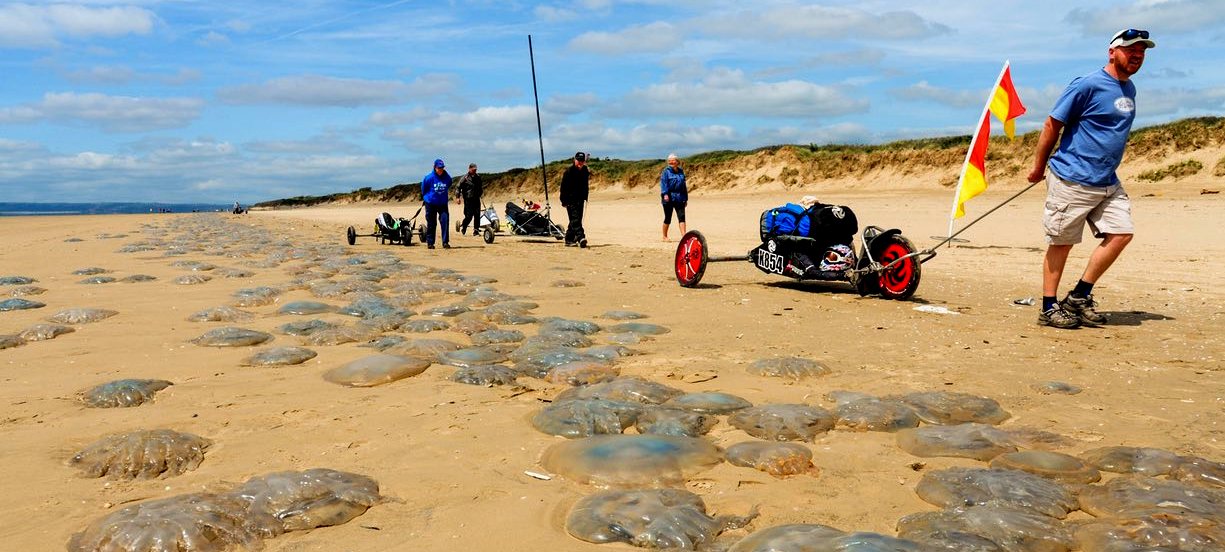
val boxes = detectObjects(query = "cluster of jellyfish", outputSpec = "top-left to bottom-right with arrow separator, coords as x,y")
12,213 -> 1223,551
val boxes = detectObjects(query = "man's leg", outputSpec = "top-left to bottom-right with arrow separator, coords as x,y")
425,204 -> 437,247
1043,244 -> 1073,298
1081,233 -> 1133,284
440,206 -> 450,247
565,204 -> 579,244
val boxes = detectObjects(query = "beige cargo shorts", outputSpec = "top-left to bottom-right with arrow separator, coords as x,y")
1043,172 -> 1134,245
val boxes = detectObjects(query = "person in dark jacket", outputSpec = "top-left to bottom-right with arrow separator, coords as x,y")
456,163 -> 484,236
421,158 -> 452,249
660,153 -> 688,241
559,151 -> 589,247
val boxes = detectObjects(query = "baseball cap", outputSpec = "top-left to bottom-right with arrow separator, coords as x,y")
1109,28 -> 1155,48
574,151 -> 586,162
434,159 -> 445,168
468,163 -> 477,169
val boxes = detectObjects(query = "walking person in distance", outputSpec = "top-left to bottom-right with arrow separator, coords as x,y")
660,153 -> 688,241
421,158 -> 453,249
560,151 -> 589,248
457,163 -> 484,237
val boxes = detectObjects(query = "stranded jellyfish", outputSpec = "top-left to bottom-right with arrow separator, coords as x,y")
0,298 -> 44,311
1073,510 -> 1225,552
439,346 -> 510,367
471,329 -> 525,346
70,429 -> 212,479
532,398 -> 643,438
450,364 -> 519,386
747,356 -> 831,380
728,404 -> 836,442
277,301 -> 336,315
190,327 -> 273,347
1077,476 -> 1225,520
889,391 -> 1011,425
540,317 -> 603,335
566,488 -> 757,548
729,524 -> 928,552
1080,446 -> 1183,476
241,346 -> 318,367
1031,381 -> 1083,395
725,441 -> 816,477
82,379 -> 173,408
897,505 -> 1074,552
607,322 -> 670,336
833,396 -> 919,433
401,319 -> 451,333
555,376 -> 684,406
635,408 -> 718,438
186,306 -> 254,323
600,310 -> 647,320
546,361 -> 621,386
915,467 -> 1078,519
19,323 -> 74,341
663,392 -> 753,414
322,354 -> 430,387
45,308 -> 118,325
895,423 -> 1017,461
989,450 -> 1101,485
0,335 -> 23,349
540,434 -> 723,488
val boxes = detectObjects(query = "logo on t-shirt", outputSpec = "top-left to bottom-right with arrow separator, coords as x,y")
1114,97 -> 1135,113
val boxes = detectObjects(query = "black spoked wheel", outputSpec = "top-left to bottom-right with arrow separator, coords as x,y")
483,227 -> 495,244
874,234 -> 921,300
675,230 -> 709,287
346,226 -> 356,245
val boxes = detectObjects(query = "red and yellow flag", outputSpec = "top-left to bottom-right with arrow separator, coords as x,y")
953,62 -> 1026,219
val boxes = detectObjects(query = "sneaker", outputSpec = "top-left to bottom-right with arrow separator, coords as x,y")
579,239 -> 588,248
1038,306 -> 1080,329
1060,293 -> 1107,325
427,244 -> 435,250
442,243 -> 451,249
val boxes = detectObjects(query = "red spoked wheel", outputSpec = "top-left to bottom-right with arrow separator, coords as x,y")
874,234 -> 921,299
675,230 -> 709,287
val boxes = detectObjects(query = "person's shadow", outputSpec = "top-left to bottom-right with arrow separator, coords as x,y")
1099,310 -> 1174,326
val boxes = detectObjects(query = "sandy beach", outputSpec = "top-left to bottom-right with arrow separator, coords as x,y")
2,186 -> 1223,550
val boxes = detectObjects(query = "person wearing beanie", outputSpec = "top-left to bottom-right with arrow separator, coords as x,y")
1027,28 -> 1154,329
456,163 -> 484,237
421,158 -> 453,249
559,151 -> 590,248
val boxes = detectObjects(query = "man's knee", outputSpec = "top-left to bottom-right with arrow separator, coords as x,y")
1103,233 -> 1133,249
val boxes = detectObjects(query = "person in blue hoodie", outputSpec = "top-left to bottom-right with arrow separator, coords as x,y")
421,158 -> 452,249
659,153 -> 688,241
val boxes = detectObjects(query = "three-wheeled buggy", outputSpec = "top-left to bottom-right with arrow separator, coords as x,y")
674,202 -> 928,299
455,202 -> 500,244
505,200 -> 565,240
346,209 -> 421,246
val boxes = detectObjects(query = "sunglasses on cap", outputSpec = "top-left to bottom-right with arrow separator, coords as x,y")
1113,28 -> 1149,42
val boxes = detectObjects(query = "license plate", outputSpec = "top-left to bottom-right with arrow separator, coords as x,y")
756,249 -> 785,274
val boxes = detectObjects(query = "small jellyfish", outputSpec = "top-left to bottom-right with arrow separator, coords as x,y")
0,276 -> 36,285
730,524 -> 929,552
278,319 -> 336,336
9,284 -> 46,295
471,328 -> 525,346
834,397 -> 919,433
402,319 -> 452,333
72,267 -> 110,275
215,268 -> 254,278
522,330 -> 594,350
725,441 -> 816,477
171,260 -> 216,271
1080,446 -> 1183,476
425,304 -> 470,317
540,434 -> 723,488
67,492 -> 261,552
191,327 -> 273,347
600,310 -> 647,320
606,332 -> 647,345
278,300 -> 336,315
635,407 -> 718,438
664,392 -> 754,414
440,346 -> 510,367
232,286 -> 282,307
186,306 -> 255,323
173,274 -> 211,285
450,314 -> 495,335
546,361 -> 621,386
1078,476 -> 1225,519
1031,381 -> 1083,395
70,429 -> 212,479
119,274 -> 157,283
584,344 -> 638,361
82,379 -> 173,408
0,334 -> 23,349
747,356 -> 831,380
540,317 -> 602,335
890,390 -> 1011,425
232,468 -> 383,532
915,467 -> 1078,519
79,276 -> 117,284
532,398 -> 642,438
241,346 -> 318,367
1170,456 -> 1225,489
0,297 -> 45,311
46,308 -> 118,325
322,354 -> 430,387
388,338 -> 464,361
488,311 -> 537,325
299,326 -> 377,347
19,323 -> 75,341
990,450 -> 1101,484
897,505 -> 1074,552
359,335 -> 408,351
514,347 -> 599,378
1073,510 -> 1225,552
566,489 -> 757,548
895,423 -> 1018,461
728,404 -> 837,442
608,322 -> 670,335
551,279 -> 585,288
555,376 -> 684,406
450,364 -> 519,386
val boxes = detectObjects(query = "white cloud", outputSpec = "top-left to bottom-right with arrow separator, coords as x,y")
63,65 -> 201,86
0,92 -> 203,132
613,68 -> 868,118
217,75 -> 410,106
890,81 -> 981,109
570,21 -> 682,54
534,5 -> 577,22
1065,0 -> 1225,35
0,3 -> 155,48
697,5 -> 951,40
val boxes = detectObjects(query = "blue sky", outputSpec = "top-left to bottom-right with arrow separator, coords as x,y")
1,0 -> 1222,204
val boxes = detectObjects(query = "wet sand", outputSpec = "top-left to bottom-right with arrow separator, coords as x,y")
1,187 -> 1222,550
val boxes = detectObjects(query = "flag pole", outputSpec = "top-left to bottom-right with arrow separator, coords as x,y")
945,60 -> 1011,243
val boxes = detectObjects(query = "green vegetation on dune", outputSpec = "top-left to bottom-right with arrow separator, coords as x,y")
253,116 -> 1223,209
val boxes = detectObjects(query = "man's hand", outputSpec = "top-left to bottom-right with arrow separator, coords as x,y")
1027,167 -> 1045,184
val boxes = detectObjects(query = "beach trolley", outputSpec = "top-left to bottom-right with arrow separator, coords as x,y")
345,208 -> 422,246
504,199 -> 565,241
454,202 -> 500,244
673,201 -> 931,299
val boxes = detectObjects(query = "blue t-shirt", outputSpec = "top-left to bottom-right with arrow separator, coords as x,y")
421,169 -> 451,205
1048,69 -> 1137,187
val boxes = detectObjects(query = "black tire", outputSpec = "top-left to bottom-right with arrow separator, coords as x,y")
675,230 -> 709,287
346,226 -> 356,246
483,227 -> 495,244
417,226 -> 426,242
873,234 -> 921,300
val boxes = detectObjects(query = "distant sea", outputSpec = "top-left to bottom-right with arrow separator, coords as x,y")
0,202 -> 232,216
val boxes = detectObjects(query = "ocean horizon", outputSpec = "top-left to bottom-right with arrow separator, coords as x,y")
0,202 -> 233,217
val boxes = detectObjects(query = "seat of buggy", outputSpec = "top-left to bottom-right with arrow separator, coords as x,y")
376,212 -> 399,232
